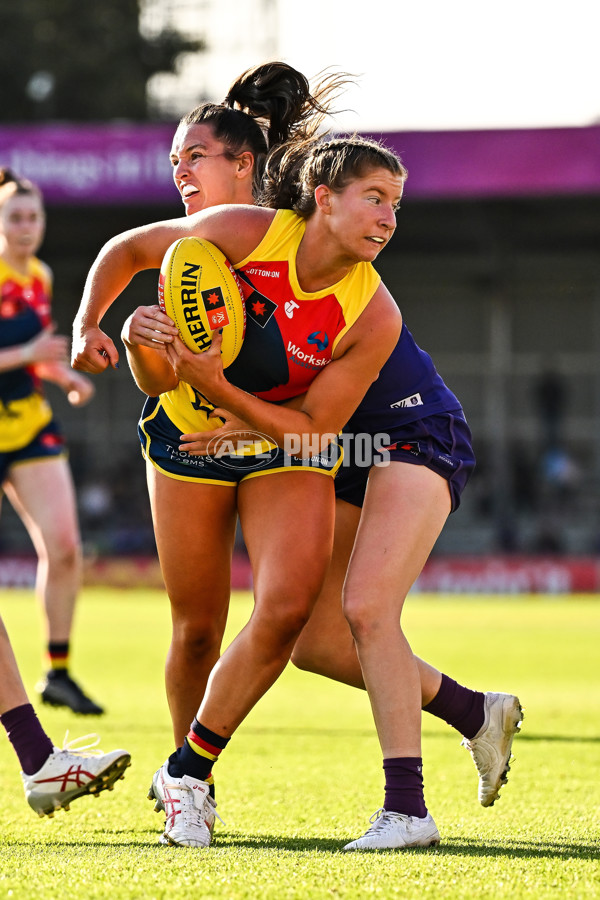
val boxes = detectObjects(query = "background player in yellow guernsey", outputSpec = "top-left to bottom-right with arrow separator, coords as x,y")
0,169 -> 103,715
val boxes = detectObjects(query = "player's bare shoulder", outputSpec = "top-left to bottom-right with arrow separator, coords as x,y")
349,282 -> 402,345
371,282 -> 402,325
187,205 -> 276,264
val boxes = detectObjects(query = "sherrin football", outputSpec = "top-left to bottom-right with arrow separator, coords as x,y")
158,237 -> 246,368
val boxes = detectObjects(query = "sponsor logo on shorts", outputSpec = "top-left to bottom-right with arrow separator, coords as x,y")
306,455 -> 336,467
165,444 -> 206,467
390,392 -> 423,409
434,452 -> 457,468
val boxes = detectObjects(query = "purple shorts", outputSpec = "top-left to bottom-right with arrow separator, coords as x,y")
334,410 -> 475,512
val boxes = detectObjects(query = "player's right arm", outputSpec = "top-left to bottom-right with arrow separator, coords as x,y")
72,222 -> 184,374
71,205 -> 271,374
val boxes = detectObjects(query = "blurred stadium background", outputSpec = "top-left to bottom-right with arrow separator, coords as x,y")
2,0 -> 600,593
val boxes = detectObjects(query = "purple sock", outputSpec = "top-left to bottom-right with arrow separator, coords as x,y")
383,756 -> 427,818
0,703 -> 54,775
423,674 -> 485,740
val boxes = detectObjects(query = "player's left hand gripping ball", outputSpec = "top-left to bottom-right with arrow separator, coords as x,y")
159,237 -> 246,367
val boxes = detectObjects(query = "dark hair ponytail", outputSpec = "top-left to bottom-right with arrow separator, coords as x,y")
224,61 -> 345,148
179,61 -> 349,199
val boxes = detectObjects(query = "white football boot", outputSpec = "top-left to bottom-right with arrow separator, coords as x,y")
343,808 -> 440,851
148,761 -> 222,848
22,733 -> 130,817
462,691 -> 524,806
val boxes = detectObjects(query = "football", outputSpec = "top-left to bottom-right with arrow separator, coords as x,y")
158,236 -> 246,368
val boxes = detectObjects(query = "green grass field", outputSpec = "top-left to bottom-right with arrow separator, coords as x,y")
0,587 -> 599,899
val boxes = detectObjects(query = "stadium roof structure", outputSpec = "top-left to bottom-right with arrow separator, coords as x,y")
1,123 -> 599,205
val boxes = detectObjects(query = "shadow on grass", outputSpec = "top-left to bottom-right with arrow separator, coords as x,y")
241,725 -> 600,744
215,835 -> 600,859
6,834 -> 597,860
515,733 -> 600,743
435,838 -> 600,861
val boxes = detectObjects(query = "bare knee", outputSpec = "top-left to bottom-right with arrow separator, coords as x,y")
171,616 -> 225,664
254,591 -> 314,651
268,602 -> 313,647
343,589 -> 394,645
43,531 -> 81,574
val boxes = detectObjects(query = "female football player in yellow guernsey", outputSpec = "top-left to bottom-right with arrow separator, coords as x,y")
72,64 -> 521,850
0,169 -> 104,715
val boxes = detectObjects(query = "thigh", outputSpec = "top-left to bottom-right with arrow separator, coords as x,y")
146,463 -> 238,624
238,471 -> 335,606
345,462 -> 451,611
4,457 -> 79,547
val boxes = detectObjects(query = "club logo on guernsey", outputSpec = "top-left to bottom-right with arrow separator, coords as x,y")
247,294 -> 277,327
180,261 -> 211,351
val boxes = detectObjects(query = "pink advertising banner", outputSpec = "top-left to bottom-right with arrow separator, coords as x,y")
1,122 -> 600,205
2,553 -> 598,593
0,123 -> 176,204
375,125 -> 600,199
